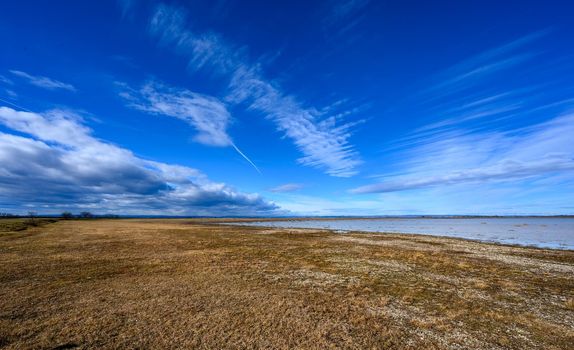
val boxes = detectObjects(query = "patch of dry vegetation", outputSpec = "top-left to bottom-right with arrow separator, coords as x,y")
0,218 -> 57,233
0,219 -> 572,349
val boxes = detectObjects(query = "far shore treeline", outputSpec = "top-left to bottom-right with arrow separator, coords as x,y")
0,212 -> 120,219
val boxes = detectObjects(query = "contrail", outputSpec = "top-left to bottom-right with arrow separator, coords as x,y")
232,143 -> 261,174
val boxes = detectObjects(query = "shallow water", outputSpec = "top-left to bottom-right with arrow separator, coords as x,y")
232,218 -> 574,250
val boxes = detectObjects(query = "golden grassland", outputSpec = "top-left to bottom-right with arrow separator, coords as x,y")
0,218 -> 57,233
0,219 -> 573,349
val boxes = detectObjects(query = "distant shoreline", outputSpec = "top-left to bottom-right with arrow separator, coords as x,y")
2,214 -> 574,220
188,215 -> 574,224
220,216 -> 574,251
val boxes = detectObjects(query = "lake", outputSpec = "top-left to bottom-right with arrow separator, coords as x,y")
231,218 -> 574,250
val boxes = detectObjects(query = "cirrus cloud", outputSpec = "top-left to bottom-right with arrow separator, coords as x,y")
9,70 -> 76,92
147,3 -> 362,177
352,113 -> 574,194
269,183 -> 304,193
119,81 -> 233,147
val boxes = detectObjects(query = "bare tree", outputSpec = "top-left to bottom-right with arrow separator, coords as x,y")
61,212 -> 74,220
27,211 -> 37,225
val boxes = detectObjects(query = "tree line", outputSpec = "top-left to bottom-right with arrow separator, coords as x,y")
0,212 -> 119,219
60,212 -> 120,219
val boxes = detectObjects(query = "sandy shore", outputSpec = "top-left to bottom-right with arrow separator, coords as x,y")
1,219 -> 573,349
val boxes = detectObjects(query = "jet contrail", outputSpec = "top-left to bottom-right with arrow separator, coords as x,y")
232,143 -> 261,174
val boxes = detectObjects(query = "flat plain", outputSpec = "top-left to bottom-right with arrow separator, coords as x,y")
0,219 -> 573,349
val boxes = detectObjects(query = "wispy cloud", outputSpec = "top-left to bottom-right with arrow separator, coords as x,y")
147,3 -> 362,177
380,30 -> 574,153
354,30 -> 574,212
352,157 -> 574,194
117,0 -> 135,18
9,70 -> 76,92
269,183 -> 304,193
381,31 -> 551,137
0,106 -> 278,215
332,0 -> 370,18
227,66 -> 363,177
0,75 -> 17,100
352,113 -> 574,193
120,81 -> 233,147
0,75 -> 13,86
419,31 -> 548,99
119,80 -> 260,172
149,6 -> 240,74
323,0 -> 370,29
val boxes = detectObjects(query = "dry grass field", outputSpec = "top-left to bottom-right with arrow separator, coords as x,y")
0,219 -> 573,349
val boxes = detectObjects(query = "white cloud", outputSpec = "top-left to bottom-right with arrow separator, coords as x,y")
120,81 -> 233,146
360,30 -> 574,197
0,106 -> 279,215
147,3 -> 362,177
352,157 -> 574,194
269,183 -> 304,193
351,113 -> 574,194
9,70 -> 76,92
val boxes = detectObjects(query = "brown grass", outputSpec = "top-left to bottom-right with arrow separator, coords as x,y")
0,218 -> 57,232
0,219 -> 573,349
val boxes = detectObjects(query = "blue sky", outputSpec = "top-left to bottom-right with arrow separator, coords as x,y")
1,0 -> 573,216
